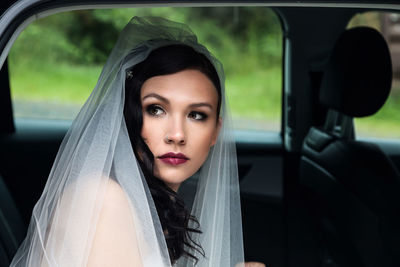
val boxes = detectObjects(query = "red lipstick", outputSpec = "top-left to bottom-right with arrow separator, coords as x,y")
158,152 -> 189,165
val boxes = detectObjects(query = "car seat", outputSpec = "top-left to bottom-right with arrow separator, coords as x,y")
0,174 -> 25,266
300,27 -> 400,267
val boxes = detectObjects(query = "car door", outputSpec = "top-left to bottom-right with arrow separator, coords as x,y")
0,2 -> 287,267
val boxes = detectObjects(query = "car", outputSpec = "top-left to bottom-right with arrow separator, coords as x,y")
0,1 -> 399,267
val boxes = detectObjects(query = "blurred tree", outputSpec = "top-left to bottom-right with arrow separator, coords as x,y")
65,10 -> 120,63
12,7 -> 283,69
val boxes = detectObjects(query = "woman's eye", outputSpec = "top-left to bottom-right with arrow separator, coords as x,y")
188,111 -> 208,121
146,105 -> 165,116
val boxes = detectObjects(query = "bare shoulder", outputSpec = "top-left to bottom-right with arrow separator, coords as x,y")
86,177 -> 143,266
44,176 -> 141,266
60,175 -> 128,207
99,178 -> 133,216
103,178 -> 129,203
54,176 -> 134,231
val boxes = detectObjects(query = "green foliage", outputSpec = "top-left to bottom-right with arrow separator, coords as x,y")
10,8 -> 400,136
11,7 -> 283,67
8,7 -> 283,129
10,14 -> 81,64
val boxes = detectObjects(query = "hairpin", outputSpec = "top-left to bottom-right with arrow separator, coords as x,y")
126,70 -> 133,79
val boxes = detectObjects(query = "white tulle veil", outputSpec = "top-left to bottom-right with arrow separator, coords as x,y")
10,16 -> 244,267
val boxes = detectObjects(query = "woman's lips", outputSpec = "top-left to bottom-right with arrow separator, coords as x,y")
158,152 -> 189,165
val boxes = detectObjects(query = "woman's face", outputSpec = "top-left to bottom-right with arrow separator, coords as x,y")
141,69 -> 221,191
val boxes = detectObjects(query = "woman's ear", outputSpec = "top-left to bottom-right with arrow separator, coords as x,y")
211,117 -> 222,147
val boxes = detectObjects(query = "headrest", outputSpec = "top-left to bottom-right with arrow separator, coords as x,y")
319,27 -> 392,117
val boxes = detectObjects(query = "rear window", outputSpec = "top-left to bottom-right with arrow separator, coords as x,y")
8,7 -> 283,133
347,11 -> 400,139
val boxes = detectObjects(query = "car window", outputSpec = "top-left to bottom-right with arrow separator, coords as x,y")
8,7 -> 283,133
347,11 -> 400,139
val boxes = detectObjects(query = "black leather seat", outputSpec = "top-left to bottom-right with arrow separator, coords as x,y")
0,174 -> 25,266
300,27 -> 400,267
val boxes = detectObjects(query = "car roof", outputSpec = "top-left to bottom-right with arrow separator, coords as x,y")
2,0 -> 400,14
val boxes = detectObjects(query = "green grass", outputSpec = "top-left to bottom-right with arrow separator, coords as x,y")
354,88 -> 400,138
9,57 -> 282,123
9,59 -> 101,104
9,58 -> 400,138
225,67 -> 282,120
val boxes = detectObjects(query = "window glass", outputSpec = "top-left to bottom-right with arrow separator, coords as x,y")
9,7 -> 282,132
347,11 -> 400,138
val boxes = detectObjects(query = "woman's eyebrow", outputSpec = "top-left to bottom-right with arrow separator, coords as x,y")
142,94 -> 213,109
142,93 -> 169,104
189,103 -> 213,109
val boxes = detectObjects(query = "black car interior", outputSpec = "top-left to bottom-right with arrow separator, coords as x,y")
0,174 -> 24,266
0,2 -> 400,267
300,26 -> 400,267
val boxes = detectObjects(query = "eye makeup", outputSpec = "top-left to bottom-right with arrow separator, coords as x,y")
145,104 -> 165,117
188,111 -> 208,121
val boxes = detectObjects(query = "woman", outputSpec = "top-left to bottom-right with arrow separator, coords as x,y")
10,16 -> 264,267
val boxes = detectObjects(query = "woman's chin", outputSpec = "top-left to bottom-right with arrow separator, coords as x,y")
157,173 -> 196,192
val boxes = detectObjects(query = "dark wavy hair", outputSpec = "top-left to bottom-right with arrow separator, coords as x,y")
123,44 -> 221,264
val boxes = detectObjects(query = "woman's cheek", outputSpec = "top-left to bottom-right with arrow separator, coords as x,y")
193,127 -> 216,160
141,117 -> 163,148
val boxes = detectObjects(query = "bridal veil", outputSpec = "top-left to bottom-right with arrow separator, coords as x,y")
10,16 -> 244,267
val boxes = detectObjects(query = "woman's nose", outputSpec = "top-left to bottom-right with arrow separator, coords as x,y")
164,117 -> 186,145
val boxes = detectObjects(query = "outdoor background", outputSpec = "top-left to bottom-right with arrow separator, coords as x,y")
8,7 -> 283,131
7,8 -> 400,137
349,12 -> 400,138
